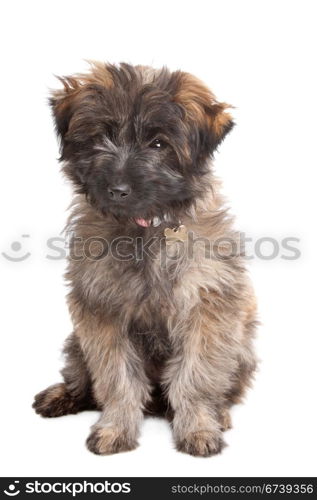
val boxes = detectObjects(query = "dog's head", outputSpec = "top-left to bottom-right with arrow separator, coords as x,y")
50,62 -> 233,226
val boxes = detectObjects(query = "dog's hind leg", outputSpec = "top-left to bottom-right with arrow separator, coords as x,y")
33,333 -> 97,417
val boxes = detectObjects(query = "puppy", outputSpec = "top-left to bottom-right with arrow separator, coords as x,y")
33,62 -> 257,457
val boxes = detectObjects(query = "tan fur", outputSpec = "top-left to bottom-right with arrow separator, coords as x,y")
34,180 -> 257,455
174,72 -> 233,143
66,182 -> 256,454
33,63 -> 257,457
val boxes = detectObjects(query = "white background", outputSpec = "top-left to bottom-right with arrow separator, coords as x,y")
1,0 -> 316,477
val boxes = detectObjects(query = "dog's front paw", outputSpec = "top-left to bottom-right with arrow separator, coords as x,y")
33,383 -> 81,417
86,426 -> 138,455
219,408 -> 232,431
176,430 -> 224,457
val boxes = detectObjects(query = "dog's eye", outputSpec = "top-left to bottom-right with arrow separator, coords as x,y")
149,138 -> 166,149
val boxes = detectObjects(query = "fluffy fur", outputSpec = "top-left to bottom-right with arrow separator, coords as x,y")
33,62 -> 257,457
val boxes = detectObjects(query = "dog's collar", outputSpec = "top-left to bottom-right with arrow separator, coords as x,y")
152,214 -> 172,227
133,215 -> 187,244
133,214 -> 180,228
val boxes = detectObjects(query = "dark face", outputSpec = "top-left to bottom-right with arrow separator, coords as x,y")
51,64 -> 233,226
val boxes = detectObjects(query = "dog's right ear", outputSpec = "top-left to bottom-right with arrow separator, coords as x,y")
49,77 -> 81,140
49,63 -> 114,142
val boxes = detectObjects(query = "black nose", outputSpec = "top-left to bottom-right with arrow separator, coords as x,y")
107,183 -> 131,201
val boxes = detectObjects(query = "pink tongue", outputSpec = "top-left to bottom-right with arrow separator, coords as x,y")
134,218 -> 151,227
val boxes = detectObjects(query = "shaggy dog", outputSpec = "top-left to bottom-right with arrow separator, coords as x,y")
33,62 -> 257,457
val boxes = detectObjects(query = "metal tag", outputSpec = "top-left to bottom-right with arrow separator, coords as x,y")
164,225 -> 188,244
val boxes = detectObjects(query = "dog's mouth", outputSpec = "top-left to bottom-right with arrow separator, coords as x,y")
106,205 -> 180,228
133,215 -> 171,228
133,217 -> 152,228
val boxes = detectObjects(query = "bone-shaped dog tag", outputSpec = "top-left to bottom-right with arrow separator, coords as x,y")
164,225 -> 188,244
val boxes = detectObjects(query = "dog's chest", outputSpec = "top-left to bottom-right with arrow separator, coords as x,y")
112,253 -> 175,318
75,234 -> 179,319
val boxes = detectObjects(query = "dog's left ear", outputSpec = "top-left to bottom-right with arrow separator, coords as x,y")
172,72 -> 234,157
